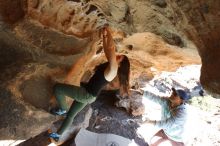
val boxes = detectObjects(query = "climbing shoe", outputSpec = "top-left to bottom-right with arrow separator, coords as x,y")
50,108 -> 67,116
49,132 -> 60,142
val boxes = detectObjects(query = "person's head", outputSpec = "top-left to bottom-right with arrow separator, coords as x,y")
116,55 -> 130,96
169,88 -> 190,104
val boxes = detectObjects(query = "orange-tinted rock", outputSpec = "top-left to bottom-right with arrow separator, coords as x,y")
26,0 -> 106,38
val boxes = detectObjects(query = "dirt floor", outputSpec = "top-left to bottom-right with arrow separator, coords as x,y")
88,91 -> 147,146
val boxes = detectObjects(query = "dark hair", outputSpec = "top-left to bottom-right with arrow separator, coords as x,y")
172,87 -> 190,101
117,55 -> 130,95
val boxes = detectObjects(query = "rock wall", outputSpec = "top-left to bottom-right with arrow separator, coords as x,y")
0,0 -> 216,141
1,0 -> 220,95
170,0 -> 220,96
89,0 -> 220,96
27,0 -> 106,38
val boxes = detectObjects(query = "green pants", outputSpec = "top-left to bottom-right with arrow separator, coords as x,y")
53,83 -> 95,135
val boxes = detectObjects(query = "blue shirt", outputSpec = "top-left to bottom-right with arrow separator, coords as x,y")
144,92 -> 188,142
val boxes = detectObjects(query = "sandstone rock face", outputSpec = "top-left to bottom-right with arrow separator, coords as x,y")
171,0 -> 220,96
27,0 -> 106,38
9,0 -> 220,96
90,0 -> 220,96
0,0 -> 219,142
0,0 -> 25,23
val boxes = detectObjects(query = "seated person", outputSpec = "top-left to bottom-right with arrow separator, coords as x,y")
143,87 -> 190,146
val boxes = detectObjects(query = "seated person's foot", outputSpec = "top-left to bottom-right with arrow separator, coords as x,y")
48,132 -> 60,142
50,107 -> 67,116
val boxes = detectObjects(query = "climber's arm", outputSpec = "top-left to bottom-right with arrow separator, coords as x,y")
102,26 -> 118,82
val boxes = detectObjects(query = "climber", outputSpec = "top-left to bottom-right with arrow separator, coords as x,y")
143,87 -> 190,146
48,25 -> 130,142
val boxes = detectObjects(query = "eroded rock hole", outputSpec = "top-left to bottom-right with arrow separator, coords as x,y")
85,5 -> 98,15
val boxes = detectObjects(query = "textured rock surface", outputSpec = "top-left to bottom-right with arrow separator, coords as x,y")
0,0 -> 220,145
1,0 -> 220,96
27,0 -> 106,38
164,0 -> 220,97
